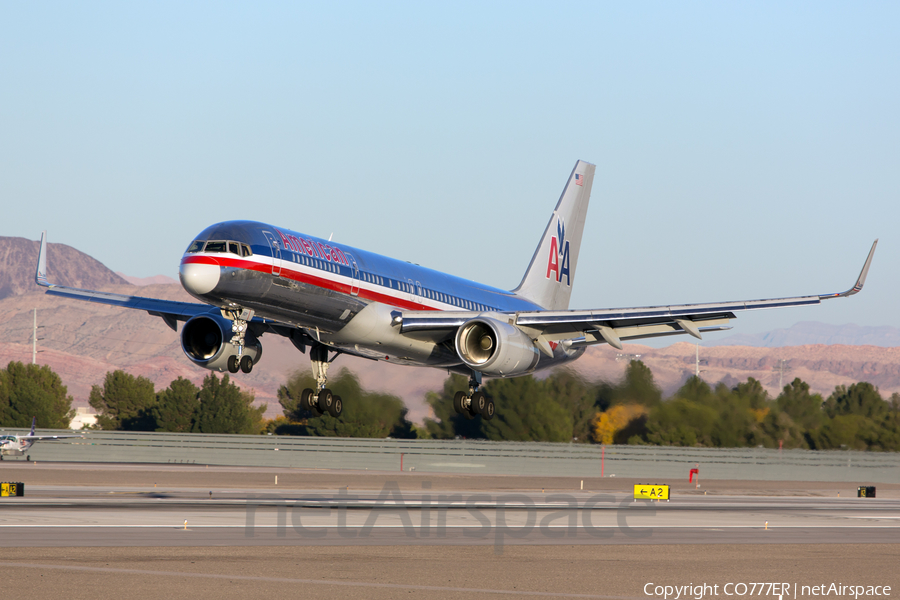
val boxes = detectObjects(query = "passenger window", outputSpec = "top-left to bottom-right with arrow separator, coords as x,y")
205,241 -> 226,253
186,240 -> 205,253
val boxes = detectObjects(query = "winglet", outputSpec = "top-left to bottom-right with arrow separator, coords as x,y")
36,231 -> 51,288
820,239 -> 878,299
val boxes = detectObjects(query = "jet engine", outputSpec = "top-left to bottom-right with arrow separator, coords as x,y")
181,314 -> 262,372
454,317 -> 540,377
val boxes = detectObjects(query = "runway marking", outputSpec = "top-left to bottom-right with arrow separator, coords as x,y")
0,561 -> 639,598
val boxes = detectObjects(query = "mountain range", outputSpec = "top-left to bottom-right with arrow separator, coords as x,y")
1,235 -> 898,422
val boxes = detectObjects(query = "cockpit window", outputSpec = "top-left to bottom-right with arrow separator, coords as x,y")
205,241 -> 227,253
197,240 -> 253,257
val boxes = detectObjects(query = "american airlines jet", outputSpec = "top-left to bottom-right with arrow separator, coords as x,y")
35,161 -> 876,420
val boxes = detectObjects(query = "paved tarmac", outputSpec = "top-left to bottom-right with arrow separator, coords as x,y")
0,462 -> 897,599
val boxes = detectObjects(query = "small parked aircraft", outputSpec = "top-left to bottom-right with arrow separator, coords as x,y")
0,417 -> 83,460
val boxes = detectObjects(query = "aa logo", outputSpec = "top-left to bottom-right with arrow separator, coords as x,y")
545,217 -> 571,286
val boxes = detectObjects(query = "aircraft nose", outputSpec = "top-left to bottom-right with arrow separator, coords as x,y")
180,261 -> 220,295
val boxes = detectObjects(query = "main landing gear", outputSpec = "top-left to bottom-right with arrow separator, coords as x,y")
453,372 -> 494,420
224,309 -> 255,375
298,344 -> 343,418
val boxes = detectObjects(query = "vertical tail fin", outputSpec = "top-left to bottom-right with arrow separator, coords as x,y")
30,417 -> 36,436
512,160 -> 595,310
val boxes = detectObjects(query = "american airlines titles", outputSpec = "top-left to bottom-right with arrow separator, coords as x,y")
277,229 -> 350,267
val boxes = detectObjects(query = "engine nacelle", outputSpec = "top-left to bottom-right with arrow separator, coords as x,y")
454,316 -> 540,377
181,314 -> 262,372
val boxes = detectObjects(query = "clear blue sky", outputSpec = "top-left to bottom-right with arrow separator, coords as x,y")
2,2 -> 897,338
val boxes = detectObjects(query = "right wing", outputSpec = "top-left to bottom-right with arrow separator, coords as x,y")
397,239 -> 878,353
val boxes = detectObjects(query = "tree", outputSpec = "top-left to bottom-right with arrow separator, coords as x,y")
617,360 -> 663,407
776,378 -> 824,434
711,382 -> 760,447
479,376 -> 573,442
596,360 -> 662,412
0,362 -> 74,429
279,369 -> 416,438
676,375 -> 716,406
591,404 -> 648,444
545,370 -> 598,442
733,378 -> 769,410
89,370 -> 157,430
195,373 -> 265,434
643,397 -> 718,446
152,377 -> 200,433
824,382 -> 887,420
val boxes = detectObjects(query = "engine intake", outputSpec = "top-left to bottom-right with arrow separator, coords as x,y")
455,316 -> 539,377
181,314 -> 261,372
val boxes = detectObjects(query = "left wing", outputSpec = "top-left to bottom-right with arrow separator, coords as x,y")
398,240 -> 878,353
21,434 -> 84,441
36,231 -> 218,331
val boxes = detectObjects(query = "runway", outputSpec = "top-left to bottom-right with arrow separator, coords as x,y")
0,462 -> 897,599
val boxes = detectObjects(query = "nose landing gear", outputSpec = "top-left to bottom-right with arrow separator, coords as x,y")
224,308 -> 256,374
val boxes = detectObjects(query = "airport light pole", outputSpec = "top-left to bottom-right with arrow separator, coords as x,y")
32,308 -> 44,365
774,359 -> 791,391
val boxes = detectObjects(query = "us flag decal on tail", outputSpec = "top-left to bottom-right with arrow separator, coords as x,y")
575,173 -> 583,186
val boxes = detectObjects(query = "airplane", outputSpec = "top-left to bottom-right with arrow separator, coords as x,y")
0,417 -> 84,460
35,160 -> 877,421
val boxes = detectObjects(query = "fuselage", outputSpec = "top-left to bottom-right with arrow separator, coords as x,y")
0,435 -> 31,456
178,220 -> 580,371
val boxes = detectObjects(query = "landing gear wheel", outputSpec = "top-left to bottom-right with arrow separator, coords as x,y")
317,389 -> 334,414
470,391 -> 486,415
300,388 -> 316,412
484,399 -> 495,420
227,355 -> 240,373
453,391 -> 466,415
239,355 -> 253,374
328,395 -> 343,418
